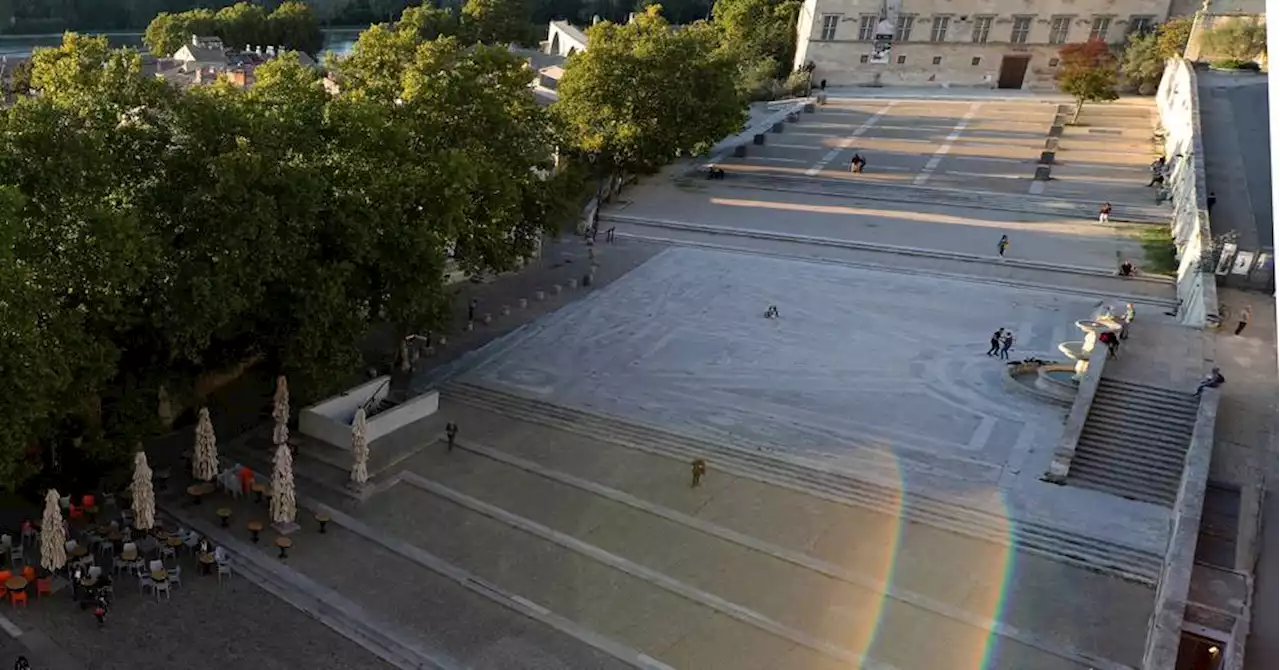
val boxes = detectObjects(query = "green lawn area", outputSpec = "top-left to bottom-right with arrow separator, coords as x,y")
1136,226 -> 1179,275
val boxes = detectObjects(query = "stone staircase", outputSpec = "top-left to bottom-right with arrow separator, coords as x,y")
1067,377 -> 1200,507
444,381 -> 1164,585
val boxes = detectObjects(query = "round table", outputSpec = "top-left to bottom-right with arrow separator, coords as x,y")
274,536 -> 293,559
197,552 -> 217,575
247,521 -> 264,544
166,537 -> 184,553
216,507 -> 232,527
186,482 -> 215,505
251,483 -> 267,503
79,577 -> 97,589
315,512 -> 331,534
70,545 -> 88,559
4,576 -> 26,592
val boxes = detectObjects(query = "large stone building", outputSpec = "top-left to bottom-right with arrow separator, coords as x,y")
793,0 -> 1193,89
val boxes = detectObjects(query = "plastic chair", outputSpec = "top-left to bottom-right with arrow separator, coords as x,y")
159,546 -> 176,562
0,570 -> 11,584
148,559 -> 163,573
9,546 -> 22,567
68,504 -> 83,521
168,566 -> 182,588
20,522 -> 35,547
59,496 -> 70,511
9,591 -> 26,607
0,534 -> 11,548
88,566 -> 102,579
216,559 -> 232,584
137,575 -> 153,594
21,566 -> 34,582
152,580 -> 171,601
81,494 -> 96,509
35,578 -> 51,598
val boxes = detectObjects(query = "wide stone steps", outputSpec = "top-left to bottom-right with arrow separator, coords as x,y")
1067,379 -> 1198,507
444,381 -> 1163,585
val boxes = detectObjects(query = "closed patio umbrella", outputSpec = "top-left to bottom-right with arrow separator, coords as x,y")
40,489 -> 67,573
131,452 -> 155,531
193,407 -> 218,481
270,442 -> 296,525
351,408 -> 369,487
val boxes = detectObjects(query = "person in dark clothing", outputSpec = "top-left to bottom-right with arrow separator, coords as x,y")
467,298 -> 478,322
987,328 -> 1004,356
1194,367 -> 1225,396
819,79 -> 827,90
1207,191 -> 1216,212
1098,330 -> 1119,359
999,332 -> 1014,360
691,459 -> 707,487
850,153 -> 866,173
445,422 -> 458,452
997,235 -> 1009,257
1119,261 -> 1135,276
14,657 -> 30,670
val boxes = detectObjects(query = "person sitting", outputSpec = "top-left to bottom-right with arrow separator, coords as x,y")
764,305 -> 779,319
1193,367 -> 1225,396
1097,330 -> 1119,359
1118,261 -> 1135,277
850,154 -> 866,174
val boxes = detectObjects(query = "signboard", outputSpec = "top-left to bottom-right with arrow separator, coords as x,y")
870,20 -> 895,64
1216,243 -> 1238,275
1231,251 -> 1255,275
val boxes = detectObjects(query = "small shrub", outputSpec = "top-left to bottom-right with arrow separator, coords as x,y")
1201,17 -> 1267,63
1137,226 -> 1179,275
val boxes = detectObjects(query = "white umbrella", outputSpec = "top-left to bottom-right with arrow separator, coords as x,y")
351,408 -> 369,487
131,451 -> 155,530
272,375 -> 290,429
273,420 -> 290,448
270,442 -> 297,524
40,489 -> 67,573
193,407 -> 218,481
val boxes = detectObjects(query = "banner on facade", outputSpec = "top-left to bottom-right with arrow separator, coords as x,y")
870,20 -> 895,64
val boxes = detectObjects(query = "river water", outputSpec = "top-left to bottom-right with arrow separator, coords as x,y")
0,28 -> 362,60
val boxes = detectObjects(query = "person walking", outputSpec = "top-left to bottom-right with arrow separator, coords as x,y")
1098,202 -> 1111,224
1207,191 -> 1216,213
467,298 -> 478,323
997,235 -> 1009,257
445,422 -> 458,452
1147,157 -> 1166,186
1098,330 -> 1119,359
999,332 -> 1014,360
1235,305 -> 1252,335
690,459 -> 707,488
987,328 -> 1004,356
1125,303 -> 1135,323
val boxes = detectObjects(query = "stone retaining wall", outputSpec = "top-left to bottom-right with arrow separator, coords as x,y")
1156,58 -> 1219,329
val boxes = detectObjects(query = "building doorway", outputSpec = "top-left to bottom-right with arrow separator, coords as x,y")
1175,632 -> 1225,670
997,55 -> 1031,89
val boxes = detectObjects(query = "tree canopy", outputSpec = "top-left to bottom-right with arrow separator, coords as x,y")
1122,17 -> 1197,94
712,0 -> 800,81
1057,40 -> 1119,122
1201,17 -> 1268,67
461,0 -> 535,45
0,28 -> 578,494
553,6 -> 745,174
144,2 -> 324,56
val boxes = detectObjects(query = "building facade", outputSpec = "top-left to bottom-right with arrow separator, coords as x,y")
794,0 -> 1177,89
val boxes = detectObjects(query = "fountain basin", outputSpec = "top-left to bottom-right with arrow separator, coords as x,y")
1058,341 -> 1089,361
1003,360 -> 1074,407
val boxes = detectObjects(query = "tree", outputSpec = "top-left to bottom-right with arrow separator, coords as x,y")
1201,17 -> 1267,68
554,7 -> 746,174
215,2 -> 270,51
461,0 -> 534,45
1156,16 -> 1193,60
398,4 -> 458,41
268,1 -> 324,56
1057,40 -> 1119,123
712,0 -> 800,78
5,58 -> 33,96
143,8 -> 217,57
1121,32 -> 1163,95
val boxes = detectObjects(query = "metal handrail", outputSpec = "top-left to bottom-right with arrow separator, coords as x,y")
360,378 -> 392,417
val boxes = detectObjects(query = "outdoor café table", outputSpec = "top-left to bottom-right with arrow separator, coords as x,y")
186,482 -> 215,505
197,552 -> 216,575
247,521 -> 263,544
251,483 -> 267,503
315,512 -> 331,534
275,536 -> 293,560
4,576 -> 25,592
70,545 -> 88,560
166,537 -> 184,553
216,508 -> 232,528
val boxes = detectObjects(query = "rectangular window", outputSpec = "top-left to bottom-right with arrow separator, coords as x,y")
1010,16 -> 1032,44
895,15 -> 915,41
930,16 -> 950,42
971,16 -> 993,44
1128,15 -> 1155,35
971,56 -> 982,66
858,15 -> 877,41
1049,16 -> 1072,44
1089,16 -> 1111,42
860,54 -> 870,63
897,54 -> 906,64
1048,57 -> 1060,67
932,55 -> 942,64
820,14 -> 839,41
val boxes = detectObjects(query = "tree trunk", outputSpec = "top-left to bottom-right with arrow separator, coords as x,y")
1072,98 -> 1084,124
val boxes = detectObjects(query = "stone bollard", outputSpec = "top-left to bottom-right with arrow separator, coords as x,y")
466,321 -> 474,332
1038,151 -> 1055,165
733,145 -> 747,158
803,102 -> 815,113
752,133 -> 765,146
1034,166 -> 1051,181
519,298 -> 528,309
536,290 -> 546,301
483,313 -> 493,325
552,284 -> 563,295
568,278 -> 578,289
772,122 -> 784,133
501,305 -> 511,316
787,111 -> 800,123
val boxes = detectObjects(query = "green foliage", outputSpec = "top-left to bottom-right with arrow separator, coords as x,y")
1202,17 -> 1268,63
1121,32 -> 1164,94
712,0 -> 800,77
398,4 -> 459,41
5,58 -> 32,96
554,7 -> 745,174
1137,226 -> 1178,275
462,0 -> 535,45
143,2 -> 325,57
0,30 -> 570,493
1057,40 -> 1119,121
1156,16 -> 1193,59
